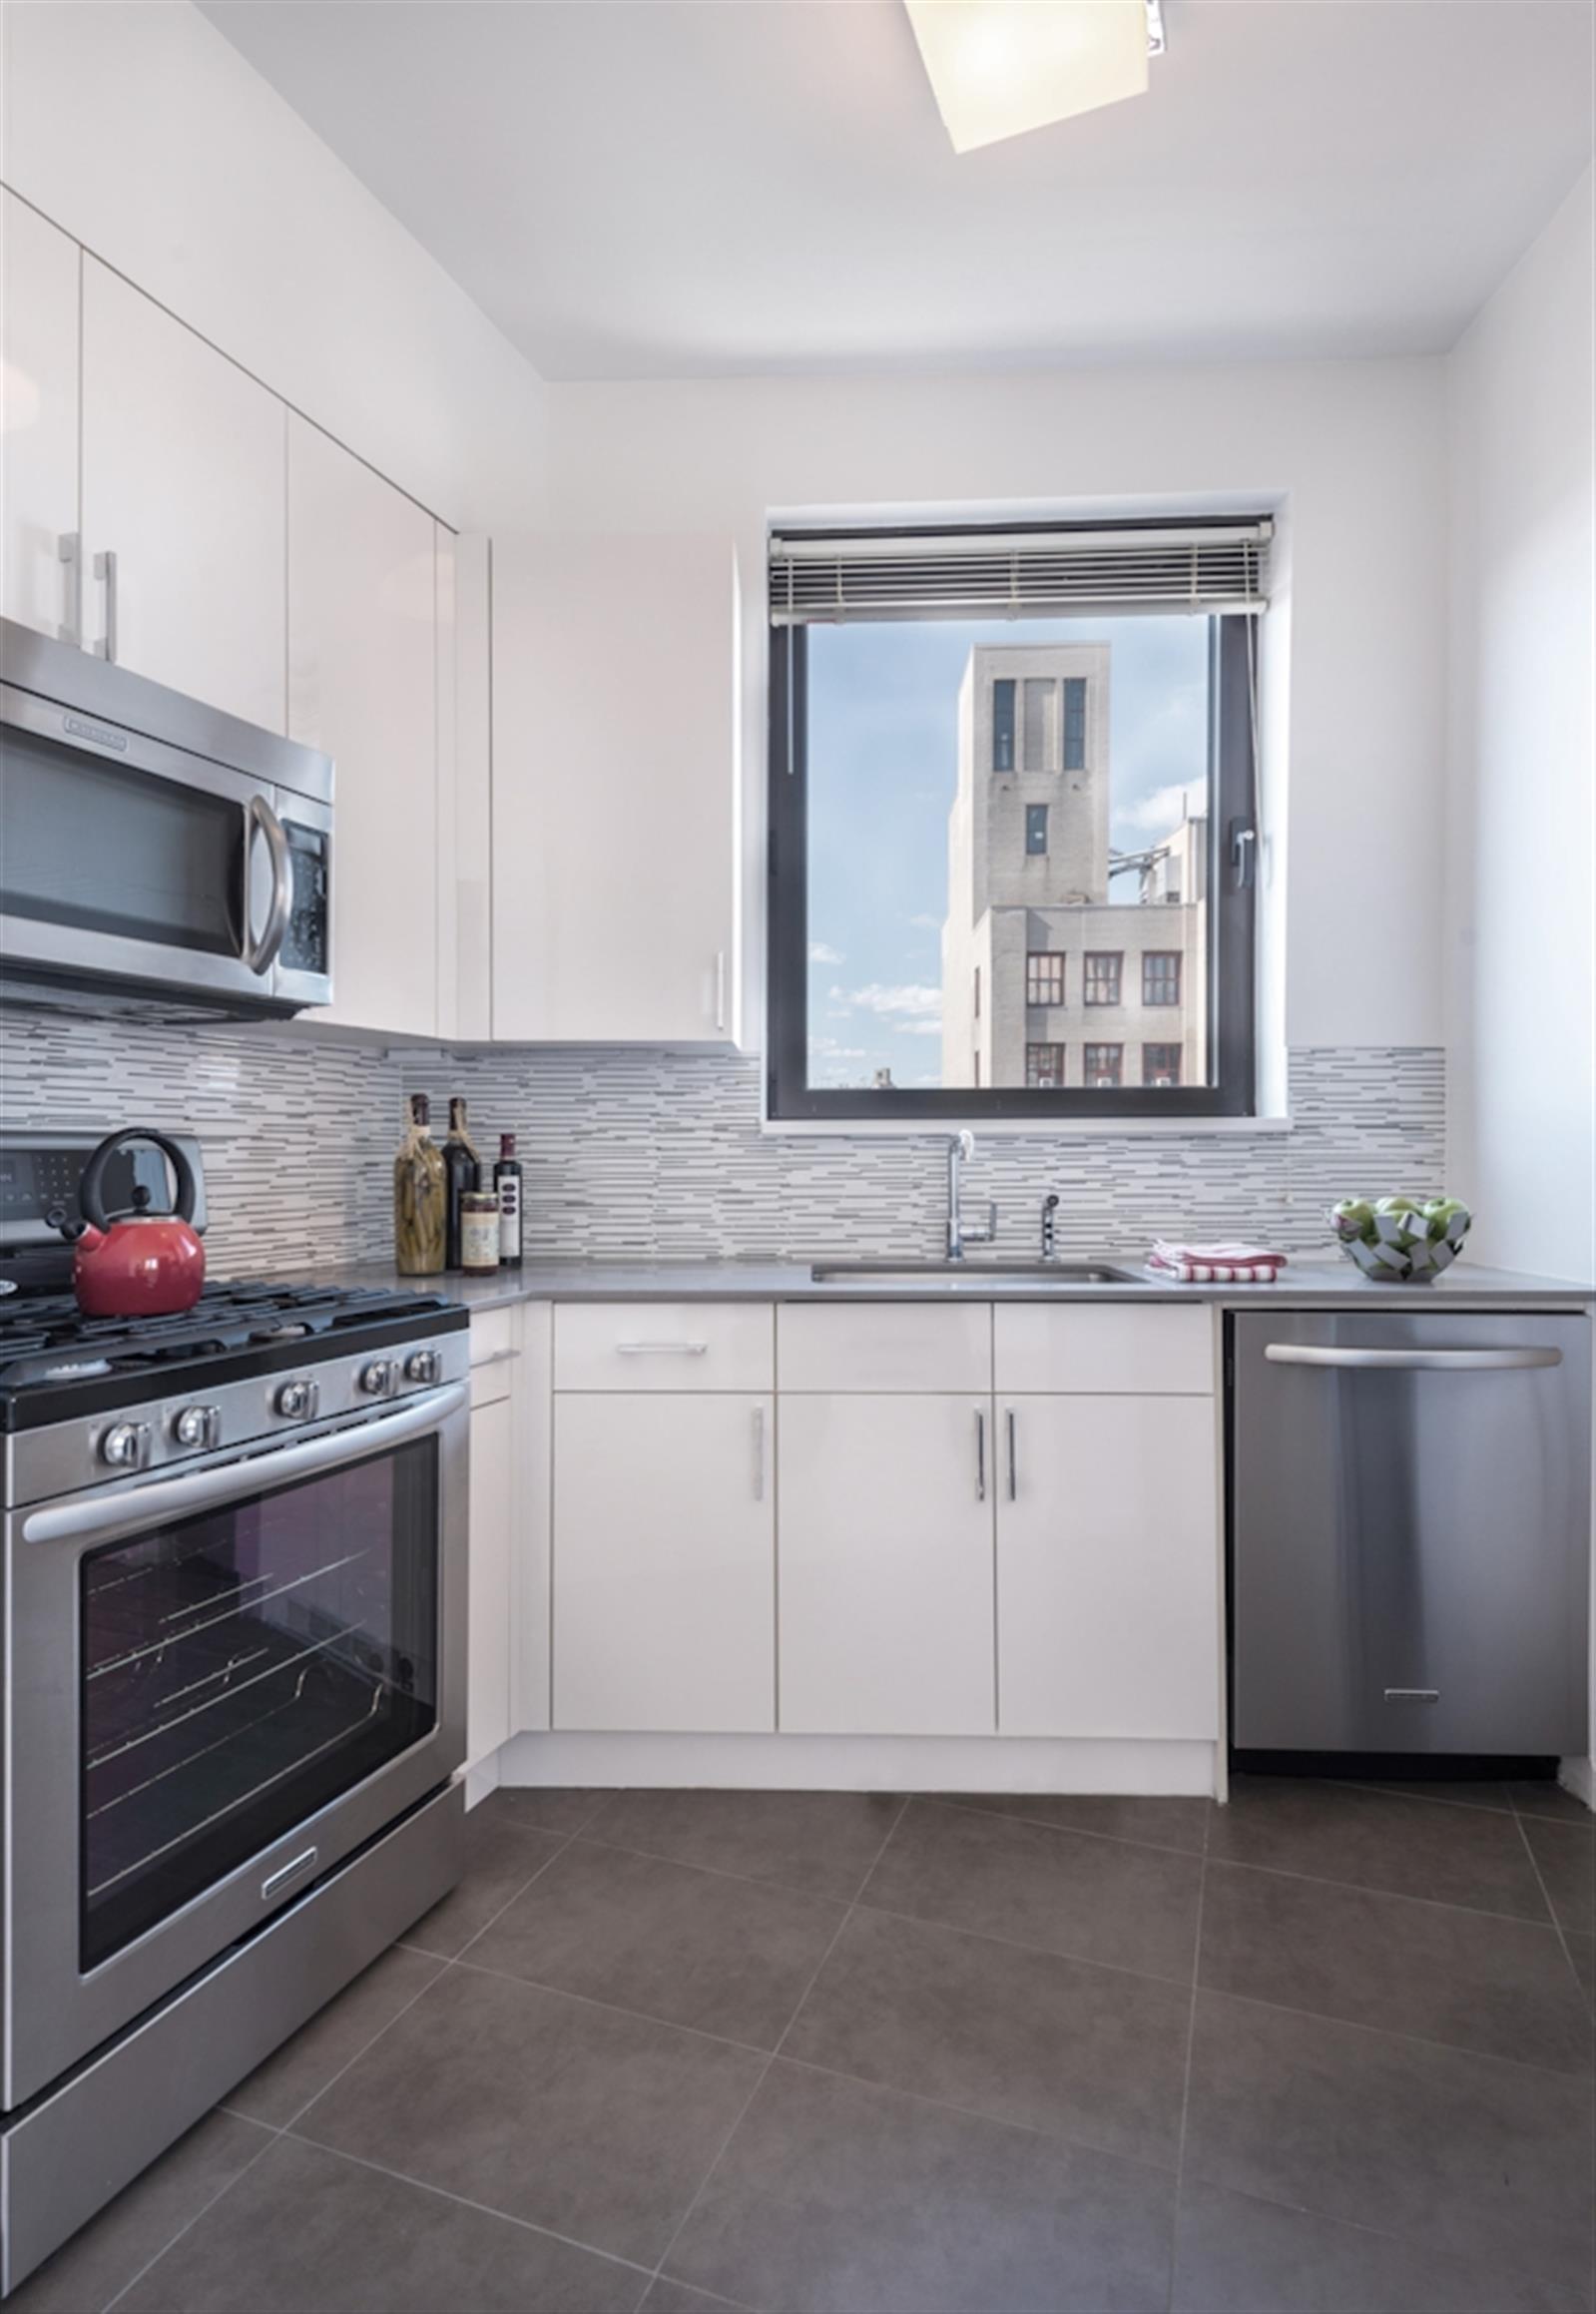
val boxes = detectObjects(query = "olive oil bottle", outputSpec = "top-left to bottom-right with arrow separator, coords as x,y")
441,1095 -> 481,1271
394,1093 -> 446,1276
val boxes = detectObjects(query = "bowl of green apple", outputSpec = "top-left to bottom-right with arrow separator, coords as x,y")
1329,1195 -> 1472,1282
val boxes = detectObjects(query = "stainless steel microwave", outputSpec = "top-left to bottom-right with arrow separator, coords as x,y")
0,619 -> 332,1018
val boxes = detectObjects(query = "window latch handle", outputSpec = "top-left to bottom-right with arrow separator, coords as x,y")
1229,819 -> 1257,889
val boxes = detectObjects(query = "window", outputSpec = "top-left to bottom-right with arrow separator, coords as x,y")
1084,1043 -> 1123,1087
1063,676 -> 1087,771
991,679 -> 1015,773
1026,951 -> 1065,1006
1084,951 -> 1122,1005
1144,1043 -> 1182,1086
1143,951 -> 1181,1006
767,515 -> 1265,1119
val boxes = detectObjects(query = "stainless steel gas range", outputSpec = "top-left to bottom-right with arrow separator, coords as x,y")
0,1133 -> 467,2296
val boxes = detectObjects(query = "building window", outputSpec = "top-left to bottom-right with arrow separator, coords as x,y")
973,965 -> 980,1019
1026,951 -> 1065,1006
1026,1042 -> 1067,1088
1143,1044 -> 1182,1086
1022,677 -> 1055,772
1143,951 -> 1181,1006
1025,805 -> 1049,857
1083,951 -> 1122,1005
1063,676 -> 1087,770
1084,1043 -> 1123,1087
991,679 -> 1015,773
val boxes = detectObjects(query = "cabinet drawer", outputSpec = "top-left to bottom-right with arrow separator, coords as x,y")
554,1302 -> 774,1392
995,1304 -> 1215,1396
469,1307 -> 518,1368
779,1303 -> 992,1394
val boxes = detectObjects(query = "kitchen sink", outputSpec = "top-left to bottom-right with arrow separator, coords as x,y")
808,1259 -> 1144,1286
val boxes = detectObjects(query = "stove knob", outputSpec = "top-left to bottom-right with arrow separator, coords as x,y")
172,1403 -> 223,1450
100,1422 -> 153,1469
274,1378 -> 320,1420
404,1348 -> 441,1386
358,1359 -> 397,1398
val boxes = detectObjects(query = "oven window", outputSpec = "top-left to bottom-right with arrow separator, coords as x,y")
79,1436 -> 438,1971
1,727 -> 242,954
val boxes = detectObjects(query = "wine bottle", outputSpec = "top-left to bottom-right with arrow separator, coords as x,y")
393,1094 -> 445,1276
494,1132 -> 523,1268
441,1096 -> 481,1271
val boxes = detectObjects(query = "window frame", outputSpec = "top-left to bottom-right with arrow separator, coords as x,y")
1025,1042 -> 1067,1088
1142,950 -> 1182,1007
1083,950 -> 1123,1007
1083,1042 -> 1124,1087
1023,803 -> 1049,856
1143,1042 -> 1183,1087
767,613 -> 1258,1122
1025,950 -> 1066,1007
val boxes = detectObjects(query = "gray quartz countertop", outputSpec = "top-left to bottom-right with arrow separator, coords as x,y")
297,1255 -> 1596,1314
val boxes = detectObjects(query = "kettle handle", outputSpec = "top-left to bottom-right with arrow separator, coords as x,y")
79,1130 -> 200,1232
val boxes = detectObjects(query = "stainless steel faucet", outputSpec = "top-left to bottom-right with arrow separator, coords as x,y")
946,1130 -> 997,1261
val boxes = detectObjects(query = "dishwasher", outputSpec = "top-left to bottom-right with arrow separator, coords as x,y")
1229,1309 -> 1591,1758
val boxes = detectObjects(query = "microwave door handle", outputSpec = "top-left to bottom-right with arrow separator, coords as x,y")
244,793 -> 293,973
22,1384 -> 466,1548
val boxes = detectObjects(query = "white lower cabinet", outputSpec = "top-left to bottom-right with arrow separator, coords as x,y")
467,1388 -> 515,1763
778,1395 -> 996,1736
997,1394 -> 1220,1739
553,1393 -> 775,1733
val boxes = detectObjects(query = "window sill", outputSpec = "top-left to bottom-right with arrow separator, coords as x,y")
761,1112 -> 1294,1140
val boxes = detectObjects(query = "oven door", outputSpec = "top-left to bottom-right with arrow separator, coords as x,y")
2,1384 -> 466,2108
0,683 -> 328,1012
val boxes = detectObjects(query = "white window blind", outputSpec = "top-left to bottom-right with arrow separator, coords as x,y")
769,519 -> 1272,625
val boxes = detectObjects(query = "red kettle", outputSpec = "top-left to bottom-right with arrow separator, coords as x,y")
67,1130 -> 207,1318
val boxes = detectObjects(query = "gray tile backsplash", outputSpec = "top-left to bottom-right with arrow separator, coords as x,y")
0,1015 -> 1444,1277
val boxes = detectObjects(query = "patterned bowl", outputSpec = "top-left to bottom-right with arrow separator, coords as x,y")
1328,1201 -> 1472,1284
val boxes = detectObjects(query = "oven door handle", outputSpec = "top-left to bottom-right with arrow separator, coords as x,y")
22,1385 -> 467,1547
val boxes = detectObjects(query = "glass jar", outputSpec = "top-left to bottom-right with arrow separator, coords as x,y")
459,1190 -> 501,1276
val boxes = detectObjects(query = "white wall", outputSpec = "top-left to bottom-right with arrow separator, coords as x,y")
545,359 -> 1450,1064
1444,168 -> 1595,1280
0,0 -> 547,531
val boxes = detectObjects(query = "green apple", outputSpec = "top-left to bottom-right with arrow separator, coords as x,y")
1333,1197 -> 1375,1237
1375,1193 -> 1424,1215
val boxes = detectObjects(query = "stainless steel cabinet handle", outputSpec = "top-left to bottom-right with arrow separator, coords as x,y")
58,532 -> 82,647
616,1341 -> 709,1357
244,793 -> 293,972
93,548 -> 119,662
23,1384 -> 466,1547
753,1405 -> 767,1501
261,1846 -> 318,1902
714,951 -> 727,1034
974,1408 -> 986,1502
469,1347 -> 520,1372
1006,1408 -> 1017,1500
1264,1345 -> 1562,1373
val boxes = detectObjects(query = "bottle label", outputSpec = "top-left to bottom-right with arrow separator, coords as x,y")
498,1174 -> 522,1260
461,1198 -> 500,1273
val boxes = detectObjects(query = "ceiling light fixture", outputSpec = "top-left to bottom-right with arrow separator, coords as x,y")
905,0 -> 1165,154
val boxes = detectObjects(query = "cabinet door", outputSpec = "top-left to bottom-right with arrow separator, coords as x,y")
288,416 -> 439,1037
467,1390 -> 515,1763
779,1396 -> 996,1736
1,192 -> 79,643
554,1394 -> 774,1732
997,1396 -> 1220,1739
490,533 -> 738,1043
81,259 -> 285,729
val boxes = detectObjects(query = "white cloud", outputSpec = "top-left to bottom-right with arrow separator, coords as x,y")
807,1035 -> 868,1061
1118,780 -> 1205,840
907,913 -> 943,932
845,982 -> 942,1020
895,1018 -> 943,1036
807,940 -> 844,966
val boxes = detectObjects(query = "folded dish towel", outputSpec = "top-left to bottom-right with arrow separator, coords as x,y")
1148,1240 -> 1288,1284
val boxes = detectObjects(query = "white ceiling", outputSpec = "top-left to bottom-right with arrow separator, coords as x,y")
205,0 -> 1594,381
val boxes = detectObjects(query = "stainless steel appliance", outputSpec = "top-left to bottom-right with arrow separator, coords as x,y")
0,1132 -> 465,2296
1230,1308 -> 1592,1757
0,618 -> 332,1018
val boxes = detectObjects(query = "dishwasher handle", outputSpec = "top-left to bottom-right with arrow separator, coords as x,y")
1264,1344 -> 1563,1373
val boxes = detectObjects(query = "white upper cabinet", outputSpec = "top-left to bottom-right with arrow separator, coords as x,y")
287,415 -> 441,1038
81,260 -> 285,730
490,532 -> 740,1044
1,193 -> 80,644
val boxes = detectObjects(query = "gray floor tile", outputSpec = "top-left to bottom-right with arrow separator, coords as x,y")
293,1963 -> 765,2267
1507,1781 -> 1595,1827
1341,1777 -> 1513,1814
6,2111 -> 270,2314
466,1836 -> 847,2047
225,1945 -> 445,2128
119,2133 -> 643,2313
664,2057 -> 1177,2314
490,1784 -> 620,1836
1200,1859 -> 1593,2073
1184,1990 -> 1596,2300
585,1788 -> 905,1900
1567,1933 -> 1595,2016
860,1797 -> 1202,1983
943,1792 -> 1211,1854
1522,1815 -> 1596,1937
783,1905 -> 1190,2166
1173,2179 -> 1588,2314
402,1800 -> 567,1958
639,2282 -> 749,2314
1208,1778 -> 1551,1919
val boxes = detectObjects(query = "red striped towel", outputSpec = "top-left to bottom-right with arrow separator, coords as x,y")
1148,1240 -> 1288,1285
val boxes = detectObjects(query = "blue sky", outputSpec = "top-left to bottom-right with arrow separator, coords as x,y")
805,614 -> 1211,1087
